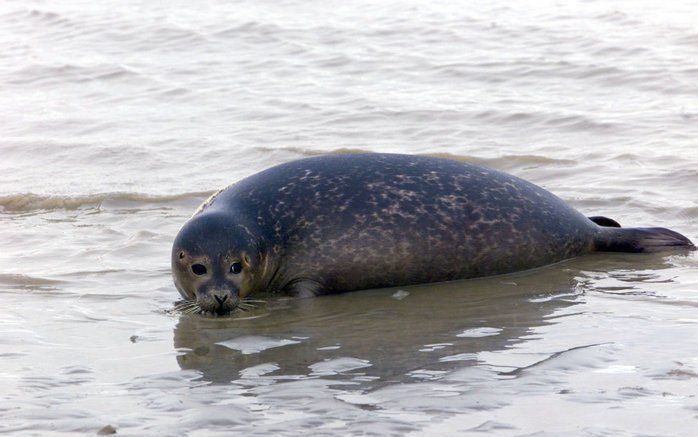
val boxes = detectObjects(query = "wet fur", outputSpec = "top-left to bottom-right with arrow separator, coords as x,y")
173,153 -> 694,298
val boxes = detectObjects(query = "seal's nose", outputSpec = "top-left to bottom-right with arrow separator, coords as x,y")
199,288 -> 238,315
214,294 -> 228,305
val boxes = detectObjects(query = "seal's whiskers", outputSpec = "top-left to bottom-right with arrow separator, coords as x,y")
175,301 -> 203,315
238,298 -> 266,311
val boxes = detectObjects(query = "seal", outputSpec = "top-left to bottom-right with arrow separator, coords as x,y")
171,153 -> 694,314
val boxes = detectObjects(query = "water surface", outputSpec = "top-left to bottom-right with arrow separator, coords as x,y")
1,0 -> 697,435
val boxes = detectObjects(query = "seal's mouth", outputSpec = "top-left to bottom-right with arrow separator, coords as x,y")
198,297 -> 236,315
213,302 -> 233,315
174,298 -> 265,316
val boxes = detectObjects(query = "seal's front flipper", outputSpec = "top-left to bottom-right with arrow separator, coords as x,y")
588,216 -> 621,228
594,227 -> 695,253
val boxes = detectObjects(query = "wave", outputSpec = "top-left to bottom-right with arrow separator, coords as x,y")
7,63 -> 143,86
252,146 -> 578,169
0,149 -> 575,213
0,274 -> 65,292
6,150 -> 692,218
0,191 -> 212,213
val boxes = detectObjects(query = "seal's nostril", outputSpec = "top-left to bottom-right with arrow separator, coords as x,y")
214,294 -> 228,305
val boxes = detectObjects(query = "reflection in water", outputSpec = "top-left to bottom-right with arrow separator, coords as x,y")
173,271 -> 576,384
173,252 -> 684,387
171,262 -> 566,385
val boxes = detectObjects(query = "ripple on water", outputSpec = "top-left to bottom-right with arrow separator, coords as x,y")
0,191 -> 210,213
217,336 -> 302,355
238,363 -> 281,379
0,273 -> 65,292
309,357 -> 373,376
456,327 -> 503,338
1,0 -> 698,435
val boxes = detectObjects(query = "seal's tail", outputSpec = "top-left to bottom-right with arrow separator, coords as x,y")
593,225 -> 695,253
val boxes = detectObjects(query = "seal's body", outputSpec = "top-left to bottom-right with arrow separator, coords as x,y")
172,153 -> 694,314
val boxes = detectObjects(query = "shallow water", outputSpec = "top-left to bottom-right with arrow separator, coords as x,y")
1,0 -> 697,435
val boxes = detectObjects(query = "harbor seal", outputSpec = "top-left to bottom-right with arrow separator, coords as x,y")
171,153 -> 694,315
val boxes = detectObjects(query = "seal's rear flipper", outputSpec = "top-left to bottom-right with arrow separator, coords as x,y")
588,216 -> 621,227
594,227 -> 696,253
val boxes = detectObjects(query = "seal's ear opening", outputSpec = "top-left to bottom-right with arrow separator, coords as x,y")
588,216 -> 621,228
242,252 -> 253,269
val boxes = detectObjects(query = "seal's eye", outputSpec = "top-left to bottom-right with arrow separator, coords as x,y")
230,262 -> 242,274
191,264 -> 207,276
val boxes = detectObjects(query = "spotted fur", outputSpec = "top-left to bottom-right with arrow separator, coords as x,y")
178,153 -> 609,297
174,153 -> 693,301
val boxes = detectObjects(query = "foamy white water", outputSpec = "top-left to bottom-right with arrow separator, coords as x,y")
1,0 -> 697,435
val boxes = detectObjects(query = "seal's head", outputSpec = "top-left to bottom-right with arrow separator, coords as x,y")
171,211 -> 261,315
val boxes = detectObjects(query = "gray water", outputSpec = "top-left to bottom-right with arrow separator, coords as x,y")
1,0 -> 697,435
